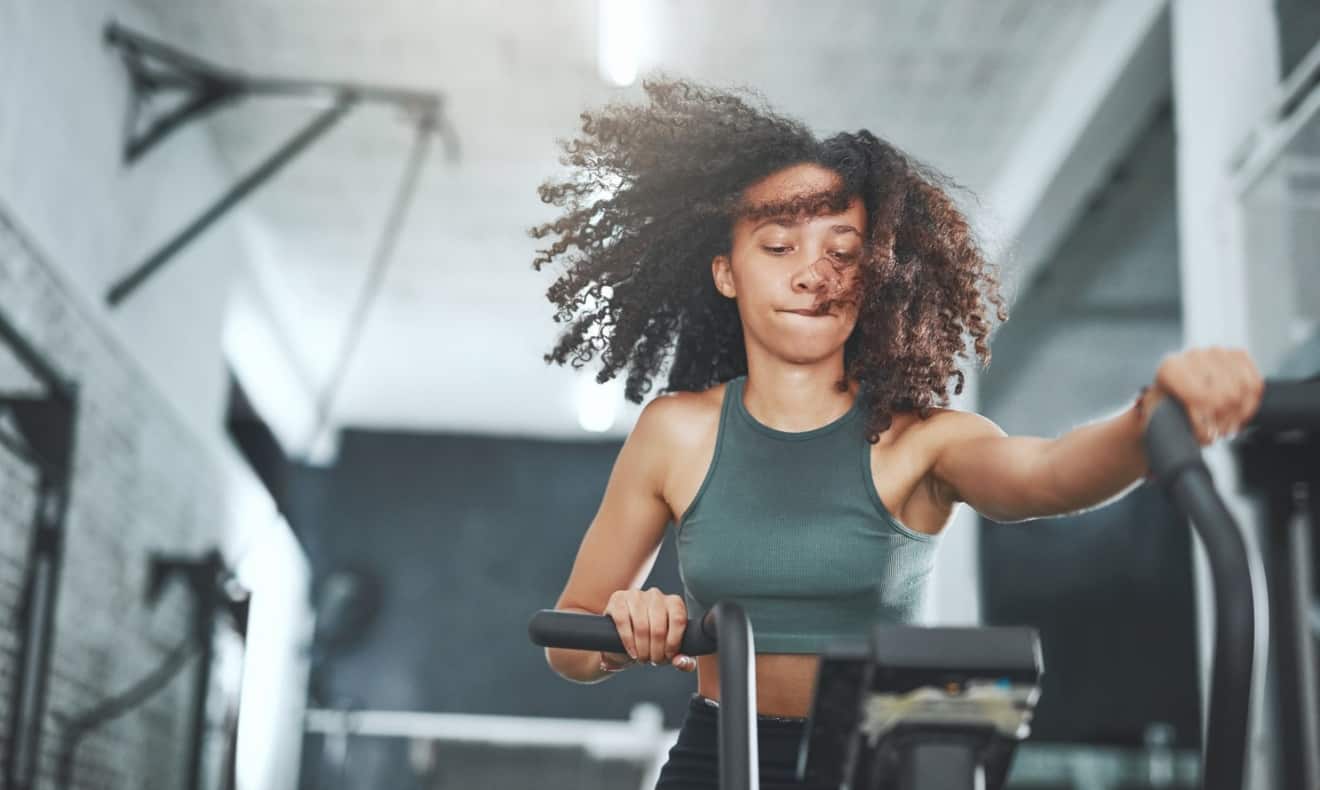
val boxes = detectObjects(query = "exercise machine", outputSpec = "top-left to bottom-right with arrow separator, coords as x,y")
529,378 -> 1320,789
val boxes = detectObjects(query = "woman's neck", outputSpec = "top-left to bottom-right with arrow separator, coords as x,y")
741,358 -> 857,433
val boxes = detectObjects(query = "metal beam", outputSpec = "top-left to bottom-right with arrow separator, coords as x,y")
1230,35 -> 1320,189
103,23 -> 446,162
0,295 -> 76,401
7,471 -> 73,790
105,99 -> 354,308
301,112 -> 437,456
983,1 -> 1171,303
101,24 -> 459,309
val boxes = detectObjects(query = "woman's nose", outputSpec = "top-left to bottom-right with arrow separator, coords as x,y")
792,258 -> 832,293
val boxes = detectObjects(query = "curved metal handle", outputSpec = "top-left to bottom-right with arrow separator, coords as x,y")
1144,397 -> 1253,790
529,601 -> 757,790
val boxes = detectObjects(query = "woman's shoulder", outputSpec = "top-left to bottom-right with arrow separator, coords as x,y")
894,406 -> 1006,457
632,382 -> 727,452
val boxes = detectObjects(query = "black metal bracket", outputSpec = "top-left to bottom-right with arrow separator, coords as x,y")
147,549 -> 250,790
52,549 -> 252,790
0,395 -> 77,476
146,548 -> 251,640
104,23 -> 246,165
106,98 -> 356,308
101,22 -> 457,309
102,22 -> 450,163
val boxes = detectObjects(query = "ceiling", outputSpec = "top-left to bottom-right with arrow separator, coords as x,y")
130,0 -> 1106,441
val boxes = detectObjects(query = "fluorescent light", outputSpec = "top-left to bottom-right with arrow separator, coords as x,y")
577,369 -> 624,432
598,0 -> 640,87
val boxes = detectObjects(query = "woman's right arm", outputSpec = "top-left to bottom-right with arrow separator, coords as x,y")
545,396 -> 690,683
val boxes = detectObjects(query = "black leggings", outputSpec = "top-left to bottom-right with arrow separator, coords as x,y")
653,694 -> 833,789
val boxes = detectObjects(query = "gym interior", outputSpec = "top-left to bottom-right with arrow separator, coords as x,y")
1,1 -> 1317,789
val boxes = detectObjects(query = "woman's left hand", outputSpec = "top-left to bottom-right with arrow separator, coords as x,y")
1140,347 -> 1266,445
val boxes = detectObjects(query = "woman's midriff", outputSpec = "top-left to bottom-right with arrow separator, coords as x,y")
695,652 -> 821,718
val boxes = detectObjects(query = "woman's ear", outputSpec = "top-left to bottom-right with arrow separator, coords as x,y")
711,254 -> 736,299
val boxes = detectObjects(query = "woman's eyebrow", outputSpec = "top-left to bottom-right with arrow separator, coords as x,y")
752,217 -> 798,232
750,219 -> 861,235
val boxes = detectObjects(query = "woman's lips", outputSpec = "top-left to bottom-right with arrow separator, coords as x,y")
783,308 -> 828,317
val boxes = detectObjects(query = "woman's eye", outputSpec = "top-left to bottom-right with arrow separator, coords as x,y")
831,251 -> 860,263
763,245 -> 791,254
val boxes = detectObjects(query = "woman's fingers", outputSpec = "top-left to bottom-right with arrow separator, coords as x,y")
646,588 -> 674,662
1153,347 -> 1266,445
664,593 -> 688,663
1211,348 -> 1247,435
604,588 -> 692,669
628,593 -> 654,662
1232,349 -> 1265,433
599,650 -> 634,672
606,591 -> 638,660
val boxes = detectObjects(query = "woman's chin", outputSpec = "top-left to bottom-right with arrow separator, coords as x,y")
747,317 -> 856,364
773,339 -> 850,365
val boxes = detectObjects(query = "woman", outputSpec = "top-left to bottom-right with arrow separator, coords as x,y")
535,79 -> 1262,789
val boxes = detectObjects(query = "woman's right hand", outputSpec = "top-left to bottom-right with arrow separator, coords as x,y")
600,587 -> 696,673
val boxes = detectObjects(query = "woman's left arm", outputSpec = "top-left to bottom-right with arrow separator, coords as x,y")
928,347 -> 1266,523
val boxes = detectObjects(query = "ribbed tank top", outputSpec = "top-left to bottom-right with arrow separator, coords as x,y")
675,375 -> 940,654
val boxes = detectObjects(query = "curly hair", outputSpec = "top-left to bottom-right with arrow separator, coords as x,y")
530,77 -> 1007,442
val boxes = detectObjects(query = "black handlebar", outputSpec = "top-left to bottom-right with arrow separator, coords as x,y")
1140,375 -> 1318,790
528,608 -> 720,656
1144,397 -> 1255,790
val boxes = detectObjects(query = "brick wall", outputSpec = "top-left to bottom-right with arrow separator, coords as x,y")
0,205 -> 272,789
0,1 -> 314,786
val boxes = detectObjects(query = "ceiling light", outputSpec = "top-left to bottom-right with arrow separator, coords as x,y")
598,0 -> 640,87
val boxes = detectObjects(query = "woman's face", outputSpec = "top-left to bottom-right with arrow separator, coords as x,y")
712,162 -> 866,365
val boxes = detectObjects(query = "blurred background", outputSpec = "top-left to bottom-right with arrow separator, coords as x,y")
1,0 -> 1318,789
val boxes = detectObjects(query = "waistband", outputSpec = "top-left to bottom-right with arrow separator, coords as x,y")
690,693 -> 809,724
